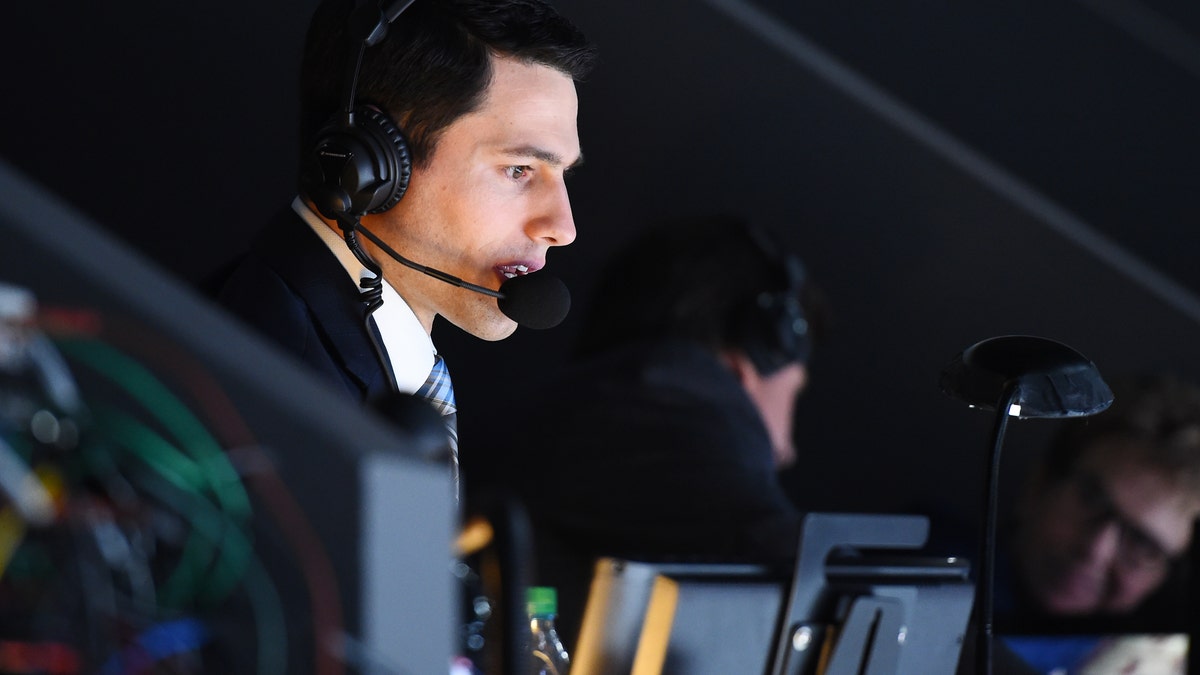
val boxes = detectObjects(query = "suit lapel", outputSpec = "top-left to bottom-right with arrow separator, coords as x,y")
259,211 -> 391,399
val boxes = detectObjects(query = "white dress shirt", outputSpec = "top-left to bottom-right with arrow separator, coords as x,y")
292,197 -> 436,394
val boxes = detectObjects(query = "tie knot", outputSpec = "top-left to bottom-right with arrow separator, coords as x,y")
417,354 -> 457,417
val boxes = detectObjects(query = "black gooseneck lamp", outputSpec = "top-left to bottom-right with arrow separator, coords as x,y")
939,335 -> 1113,675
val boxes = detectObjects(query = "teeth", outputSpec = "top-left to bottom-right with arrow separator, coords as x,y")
503,272 -> 517,279
515,265 -> 529,273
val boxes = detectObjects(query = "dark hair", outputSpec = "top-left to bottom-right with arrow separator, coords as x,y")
573,214 -> 828,373
1043,373 -> 1200,493
299,0 -> 596,166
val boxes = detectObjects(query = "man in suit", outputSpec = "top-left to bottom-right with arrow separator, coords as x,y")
217,0 -> 595,409
217,6 -> 594,670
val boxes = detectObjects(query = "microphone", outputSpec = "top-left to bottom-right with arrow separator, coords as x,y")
497,272 -> 571,330
352,223 -> 571,329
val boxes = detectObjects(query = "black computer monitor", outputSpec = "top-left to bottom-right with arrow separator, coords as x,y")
572,513 -> 975,675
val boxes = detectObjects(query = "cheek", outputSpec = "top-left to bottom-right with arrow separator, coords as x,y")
764,400 -> 794,443
1023,493 -> 1094,562
415,163 -> 490,221
1110,568 -> 1168,610
764,381 -> 801,443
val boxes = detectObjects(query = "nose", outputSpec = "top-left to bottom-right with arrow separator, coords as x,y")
1079,520 -> 1123,567
527,178 -> 576,247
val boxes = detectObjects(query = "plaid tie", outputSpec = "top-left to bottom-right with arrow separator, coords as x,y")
417,354 -> 459,484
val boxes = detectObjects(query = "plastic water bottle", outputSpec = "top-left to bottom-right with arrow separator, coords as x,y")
527,586 -> 570,675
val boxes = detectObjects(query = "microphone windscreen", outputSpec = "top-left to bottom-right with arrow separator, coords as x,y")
497,273 -> 571,329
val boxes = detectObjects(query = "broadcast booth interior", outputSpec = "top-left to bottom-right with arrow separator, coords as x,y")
9,155 -> 1194,674
0,157 -> 1001,675
0,157 -> 977,675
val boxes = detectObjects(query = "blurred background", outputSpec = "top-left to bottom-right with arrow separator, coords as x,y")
3,0 -> 1198,529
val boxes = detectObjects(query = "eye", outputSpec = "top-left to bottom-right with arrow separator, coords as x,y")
505,165 -> 530,180
1119,526 -> 1170,570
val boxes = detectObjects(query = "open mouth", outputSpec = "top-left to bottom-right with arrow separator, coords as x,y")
497,264 -> 532,279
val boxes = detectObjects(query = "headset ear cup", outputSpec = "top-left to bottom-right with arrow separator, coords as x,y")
740,292 -> 789,374
357,106 -> 412,213
300,106 -> 413,219
735,242 -> 810,375
738,290 -> 809,375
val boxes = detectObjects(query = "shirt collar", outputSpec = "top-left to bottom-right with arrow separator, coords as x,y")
292,197 -> 436,393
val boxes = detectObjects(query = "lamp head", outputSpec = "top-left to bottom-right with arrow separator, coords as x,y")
940,335 -> 1113,419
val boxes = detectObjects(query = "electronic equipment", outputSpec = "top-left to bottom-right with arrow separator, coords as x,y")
571,513 -> 975,675
0,157 -> 456,674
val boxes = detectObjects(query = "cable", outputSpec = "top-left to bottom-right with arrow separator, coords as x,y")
52,338 -> 252,524
118,466 -> 287,675
333,212 -> 400,393
80,410 -> 248,610
83,314 -> 348,675
32,311 -> 353,675
52,337 -> 254,606
3,306 -> 268,672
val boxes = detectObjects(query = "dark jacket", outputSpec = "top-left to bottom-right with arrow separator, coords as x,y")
482,338 -> 802,563
216,209 -> 391,403
469,338 -> 803,645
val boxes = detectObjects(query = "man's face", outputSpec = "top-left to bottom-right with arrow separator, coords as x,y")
366,55 -> 581,339
1016,439 -> 1200,615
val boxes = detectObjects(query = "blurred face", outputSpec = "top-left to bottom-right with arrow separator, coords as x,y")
363,55 -> 581,338
1015,439 -> 1200,615
740,361 -> 808,468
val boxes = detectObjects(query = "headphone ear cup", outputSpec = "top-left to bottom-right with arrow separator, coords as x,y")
736,258 -> 810,374
356,106 -> 412,213
300,106 -> 413,219
739,292 -> 790,375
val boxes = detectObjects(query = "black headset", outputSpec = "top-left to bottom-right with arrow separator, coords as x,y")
300,0 -> 417,221
736,224 -> 812,375
295,0 -> 420,395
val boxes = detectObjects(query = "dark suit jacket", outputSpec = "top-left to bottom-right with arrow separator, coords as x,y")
470,339 -> 804,645
478,338 -> 802,560
216,208 -> 392,403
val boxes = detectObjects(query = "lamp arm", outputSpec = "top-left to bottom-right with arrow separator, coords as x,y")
976,382 -> 1018,675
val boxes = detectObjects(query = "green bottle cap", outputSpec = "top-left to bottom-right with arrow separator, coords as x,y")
526,586 -> 558,617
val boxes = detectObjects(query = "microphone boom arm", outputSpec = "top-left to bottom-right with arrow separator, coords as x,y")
354,224 -> 504,299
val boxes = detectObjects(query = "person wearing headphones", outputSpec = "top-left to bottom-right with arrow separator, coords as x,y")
469,214 -> 828,645
217,0 -> 595,411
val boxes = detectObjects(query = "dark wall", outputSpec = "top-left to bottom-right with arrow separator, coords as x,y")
1,2 -> 314,283
3,1 -> 1199,526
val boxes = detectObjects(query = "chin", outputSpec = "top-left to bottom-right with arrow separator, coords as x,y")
1045,597 -> 1100,616
459,314 -> 519,341
442,297 -> 519,340
1041,584 -> 1103,616
476,324 -> 519,342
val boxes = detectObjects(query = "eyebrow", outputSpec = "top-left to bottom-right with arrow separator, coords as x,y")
501,144 -> 585,170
